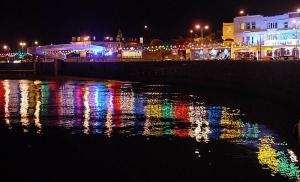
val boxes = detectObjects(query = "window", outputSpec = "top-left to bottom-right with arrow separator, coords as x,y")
241,23 -> 245,30
284,22 -> 288,28
246,22 -> 251,30
267,22 -> 278,29
251,22 -> 256,29
246,36 -> 250,44
267,23 -> 271,29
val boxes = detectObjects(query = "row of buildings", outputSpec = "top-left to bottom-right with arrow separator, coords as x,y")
223,10 -> 300,60
27,10 -> 300,61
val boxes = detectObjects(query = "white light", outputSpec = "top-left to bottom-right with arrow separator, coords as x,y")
297,9 -> 300,12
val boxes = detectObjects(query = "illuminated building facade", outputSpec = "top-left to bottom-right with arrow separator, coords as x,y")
224,11 -> 300,59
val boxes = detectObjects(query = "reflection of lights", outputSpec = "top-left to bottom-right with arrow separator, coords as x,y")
83,87 -> 90,134
121,91 -> 135,128
161,99 -> 174,119
146,95 -> 162,119
145,93 -> 163,136
277,151 -> 300,180
34,81 -> 42,133
220,108 -> 241,142
287,149 -> 298,163
189,105 -> 210,142
20,80 -> 29,129
4,80 -> 10,126
257,137 -> 279,176
105,87 -> 113,136
257,136 -> 300,180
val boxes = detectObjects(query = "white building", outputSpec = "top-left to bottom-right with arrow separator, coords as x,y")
224,11 -> 300,59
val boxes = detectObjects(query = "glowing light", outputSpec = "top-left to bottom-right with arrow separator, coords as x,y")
189,105 -> 210,142
287,149 -> 298,163
220,108 -> 241,142
83,86 -> 90,134
34,81 -> 42,133
83,36 -> 90,41
240,10 -> 245,15
195,24 -> 201,30
204,25 -> 209,30
4,80 -> 10,126
20,80 -> 30,131
3,45 -> 8,50
104,50 -> 113,56
34,41 -> 39,45
190,30 -> 194,33
19,42 -> 26,47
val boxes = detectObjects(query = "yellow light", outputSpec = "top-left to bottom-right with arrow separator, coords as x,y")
204,25 -> 209,30
83,36 -> 90,41
34,41 -> 39,45
190,30 -> 194,33
195,24 -> 201,29
240,10 -> 245,15
3,45 -> 8,50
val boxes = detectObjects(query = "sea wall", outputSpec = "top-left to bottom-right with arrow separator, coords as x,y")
61,61 -> 300,107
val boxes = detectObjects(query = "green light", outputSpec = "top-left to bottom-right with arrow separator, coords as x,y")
277,151 -> 300,180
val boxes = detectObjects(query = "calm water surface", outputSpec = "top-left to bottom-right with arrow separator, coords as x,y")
0,80 -> 299,182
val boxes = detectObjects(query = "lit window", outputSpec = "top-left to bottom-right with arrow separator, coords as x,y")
241,23 -> 246,30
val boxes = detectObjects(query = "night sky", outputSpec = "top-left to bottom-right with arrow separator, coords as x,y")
0,0 -> 299,45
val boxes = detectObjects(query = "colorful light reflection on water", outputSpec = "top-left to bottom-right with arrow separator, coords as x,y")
0,80 -> 299,181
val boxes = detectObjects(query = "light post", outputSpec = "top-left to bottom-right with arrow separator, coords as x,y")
19,42 -> 27,52
3,45 -> 9,62
195,24 -> 209,45
190,29 -> 194,38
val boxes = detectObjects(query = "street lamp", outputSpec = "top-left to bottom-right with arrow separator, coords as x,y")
195,24 -> 209,45
190,29 -> 194,38
19,42 -> 27,53
34,41 -> 39,46
239,10 -> 245,16
143,25 -> 149,45
3,45 -> 10,62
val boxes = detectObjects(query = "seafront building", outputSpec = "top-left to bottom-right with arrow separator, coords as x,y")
223,11 -> 300,60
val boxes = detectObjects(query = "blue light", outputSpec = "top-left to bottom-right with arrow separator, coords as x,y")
104,50 -> 113,56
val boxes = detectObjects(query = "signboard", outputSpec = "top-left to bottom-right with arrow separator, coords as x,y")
122,50 -> 143,59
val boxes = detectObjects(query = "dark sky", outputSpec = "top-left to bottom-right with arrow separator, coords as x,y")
0,0 -> 299,45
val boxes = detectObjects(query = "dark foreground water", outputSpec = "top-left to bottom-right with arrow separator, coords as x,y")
0,80 -> 299,182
